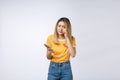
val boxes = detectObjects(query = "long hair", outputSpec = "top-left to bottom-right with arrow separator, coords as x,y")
53,17 -> 73,44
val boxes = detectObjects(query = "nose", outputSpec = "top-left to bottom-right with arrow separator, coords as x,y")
59,26 -> 63,31
61,28 -> 64,33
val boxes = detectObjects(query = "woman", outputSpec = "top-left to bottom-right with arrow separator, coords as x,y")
45,17 -> 76,80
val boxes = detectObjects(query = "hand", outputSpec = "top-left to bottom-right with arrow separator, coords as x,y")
46,47 -> 54,59
44,44 -> 54,53
63,28 -> 68,38
47,48 -> 54,54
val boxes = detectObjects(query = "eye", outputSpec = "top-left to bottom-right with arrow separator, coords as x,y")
57,25 -> 61,27
63,26 -> 66,29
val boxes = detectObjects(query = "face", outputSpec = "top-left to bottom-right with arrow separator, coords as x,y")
57,21 -> 67,36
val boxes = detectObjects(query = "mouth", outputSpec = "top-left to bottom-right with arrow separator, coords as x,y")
58,31 -> 63,34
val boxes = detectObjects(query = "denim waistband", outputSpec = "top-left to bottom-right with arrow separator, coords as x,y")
50,61 -> 70,67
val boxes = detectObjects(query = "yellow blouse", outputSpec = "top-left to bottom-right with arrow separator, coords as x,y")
46,34 -> 76,63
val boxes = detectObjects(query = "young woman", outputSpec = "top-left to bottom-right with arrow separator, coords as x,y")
45,17 -> 76,80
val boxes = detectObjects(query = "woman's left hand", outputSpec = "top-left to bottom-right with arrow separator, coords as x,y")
63,28 -> 68,38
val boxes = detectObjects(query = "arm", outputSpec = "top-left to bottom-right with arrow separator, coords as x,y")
66,37 -> 76,57
63,29 -> 76,57
45,44 -> 54,60
46,48 -> 53,60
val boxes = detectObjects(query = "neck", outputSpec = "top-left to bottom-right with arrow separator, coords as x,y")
58,35 -> 65,39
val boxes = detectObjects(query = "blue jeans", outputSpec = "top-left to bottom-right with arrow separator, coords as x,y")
47,61 -> 73,80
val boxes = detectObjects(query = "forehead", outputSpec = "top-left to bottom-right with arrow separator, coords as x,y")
58,21 -> 67,26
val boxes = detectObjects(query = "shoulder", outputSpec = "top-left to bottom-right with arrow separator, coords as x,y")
47,34 -> 54,40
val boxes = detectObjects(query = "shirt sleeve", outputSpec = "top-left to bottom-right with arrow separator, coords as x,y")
46,35 -> 52,47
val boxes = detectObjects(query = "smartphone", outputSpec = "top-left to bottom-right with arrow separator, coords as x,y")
44,44 -> 50,48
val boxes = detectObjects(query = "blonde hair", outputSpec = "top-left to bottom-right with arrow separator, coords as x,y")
53,17 -> 73,44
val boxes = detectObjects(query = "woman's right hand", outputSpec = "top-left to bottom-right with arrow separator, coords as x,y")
47,48 -> 54,54
46,48 -> 54,59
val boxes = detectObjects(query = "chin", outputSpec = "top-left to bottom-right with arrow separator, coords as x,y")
58,33 -> 63,35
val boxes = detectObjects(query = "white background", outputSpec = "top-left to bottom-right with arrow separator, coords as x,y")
0,0 -> 120,80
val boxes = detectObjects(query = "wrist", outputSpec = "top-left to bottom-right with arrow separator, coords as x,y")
47,52 -> 52,59
64,35 -> 68,39
48,51 -> 52,55
65,37 -> 69,40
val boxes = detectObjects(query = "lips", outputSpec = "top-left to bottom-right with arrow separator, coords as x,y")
58,31 -> 63,34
